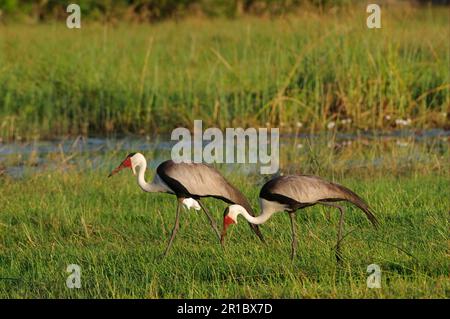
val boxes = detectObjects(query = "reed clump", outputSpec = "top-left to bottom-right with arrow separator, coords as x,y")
0,6 -> 448,141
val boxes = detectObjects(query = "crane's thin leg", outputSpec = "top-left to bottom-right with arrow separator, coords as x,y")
289,212 -> 298,261
336,205 -> 345,262
325,210 -> 331,222
198,200 -> 221,242
319,202 -> 345,262
163,199 -> 182,258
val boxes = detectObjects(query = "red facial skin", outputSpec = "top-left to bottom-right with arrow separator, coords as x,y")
224,215 -> 236,227
220,215 -> 236,245
108,156 -> 132,177
122,157 -> 131,168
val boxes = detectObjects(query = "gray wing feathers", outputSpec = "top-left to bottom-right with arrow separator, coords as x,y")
271,175 -> 378,227
164,162 -> 254,214
270,176 -> 346,203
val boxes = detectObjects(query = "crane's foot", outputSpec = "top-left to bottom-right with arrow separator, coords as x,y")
290,252 -> 296,262
335,248 -> 344,263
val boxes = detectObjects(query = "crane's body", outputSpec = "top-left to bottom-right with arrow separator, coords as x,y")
109,153 -> 264,256
222,175 -> 379,261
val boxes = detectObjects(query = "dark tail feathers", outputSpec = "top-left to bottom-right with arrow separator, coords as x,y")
335,184 -> 379,229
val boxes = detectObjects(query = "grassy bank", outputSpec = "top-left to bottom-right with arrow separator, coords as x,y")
0,6 -> 449,141
0,169 -> 448,298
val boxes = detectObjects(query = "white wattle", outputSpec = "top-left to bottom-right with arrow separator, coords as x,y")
182,198 -> 201,211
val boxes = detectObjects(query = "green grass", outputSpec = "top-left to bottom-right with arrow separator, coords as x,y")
0,5 -> 449,141
0,2 -> 448,299
0,170 -> 448,298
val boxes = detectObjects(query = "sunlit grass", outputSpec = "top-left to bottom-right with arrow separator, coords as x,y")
0,3 -> 448,299
0,5 -> 448,141
0,167 -> 448,298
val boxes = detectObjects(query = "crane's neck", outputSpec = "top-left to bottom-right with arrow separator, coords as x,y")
236,206 -> 272,225
135,157 -> 165,193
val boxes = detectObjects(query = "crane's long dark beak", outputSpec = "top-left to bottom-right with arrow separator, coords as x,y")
220,228 -> 227,246
108,162 -> 126,177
